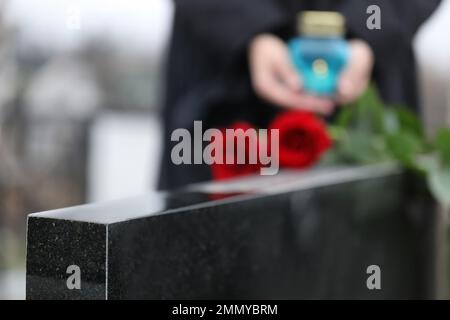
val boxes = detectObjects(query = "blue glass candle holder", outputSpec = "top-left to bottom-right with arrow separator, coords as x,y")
289,37 -> 349,96
288,11 -> 349,96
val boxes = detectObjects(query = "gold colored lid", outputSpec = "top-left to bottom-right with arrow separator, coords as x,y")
298,11 -> 346,37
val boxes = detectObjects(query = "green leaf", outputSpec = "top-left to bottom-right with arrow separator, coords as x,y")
327,125 -> 346,141
336,130 -> 390,164
383,108 -> 400,135
435,128 -> 450,166
339,84 -> 385,135
385,132 -> 423,169
428,166 -> 450,209
393,106 -> 425,138
335,106 -> 353,128
335,84 -> 429,172
365,83 -> 384,107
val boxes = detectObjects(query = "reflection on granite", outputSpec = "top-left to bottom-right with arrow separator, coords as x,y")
26,164 -> 438,299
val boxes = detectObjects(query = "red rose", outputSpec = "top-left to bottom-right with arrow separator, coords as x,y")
211,122 -> 261,181
269,111 -> 332,168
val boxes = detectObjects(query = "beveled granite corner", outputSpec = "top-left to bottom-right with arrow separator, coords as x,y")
26,218 -> 107,300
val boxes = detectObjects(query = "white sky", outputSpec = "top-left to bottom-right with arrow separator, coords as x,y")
4,0 -> 174,54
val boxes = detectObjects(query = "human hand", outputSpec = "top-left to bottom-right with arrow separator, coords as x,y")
336,39 -> 374,105
248,34 -> 335,115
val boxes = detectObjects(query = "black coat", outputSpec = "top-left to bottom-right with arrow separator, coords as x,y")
158,0 -> 441,190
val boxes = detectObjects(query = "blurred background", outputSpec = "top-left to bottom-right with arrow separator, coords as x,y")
0,0 -> 449,299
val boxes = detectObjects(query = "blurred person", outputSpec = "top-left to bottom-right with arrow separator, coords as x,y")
159,0 -> 441,190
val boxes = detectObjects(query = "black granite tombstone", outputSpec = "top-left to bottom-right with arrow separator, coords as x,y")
26,164 -> 440,299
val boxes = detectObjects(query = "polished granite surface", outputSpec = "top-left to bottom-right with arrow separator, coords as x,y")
28,164 -> 399,224
26,164 -> 438,299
